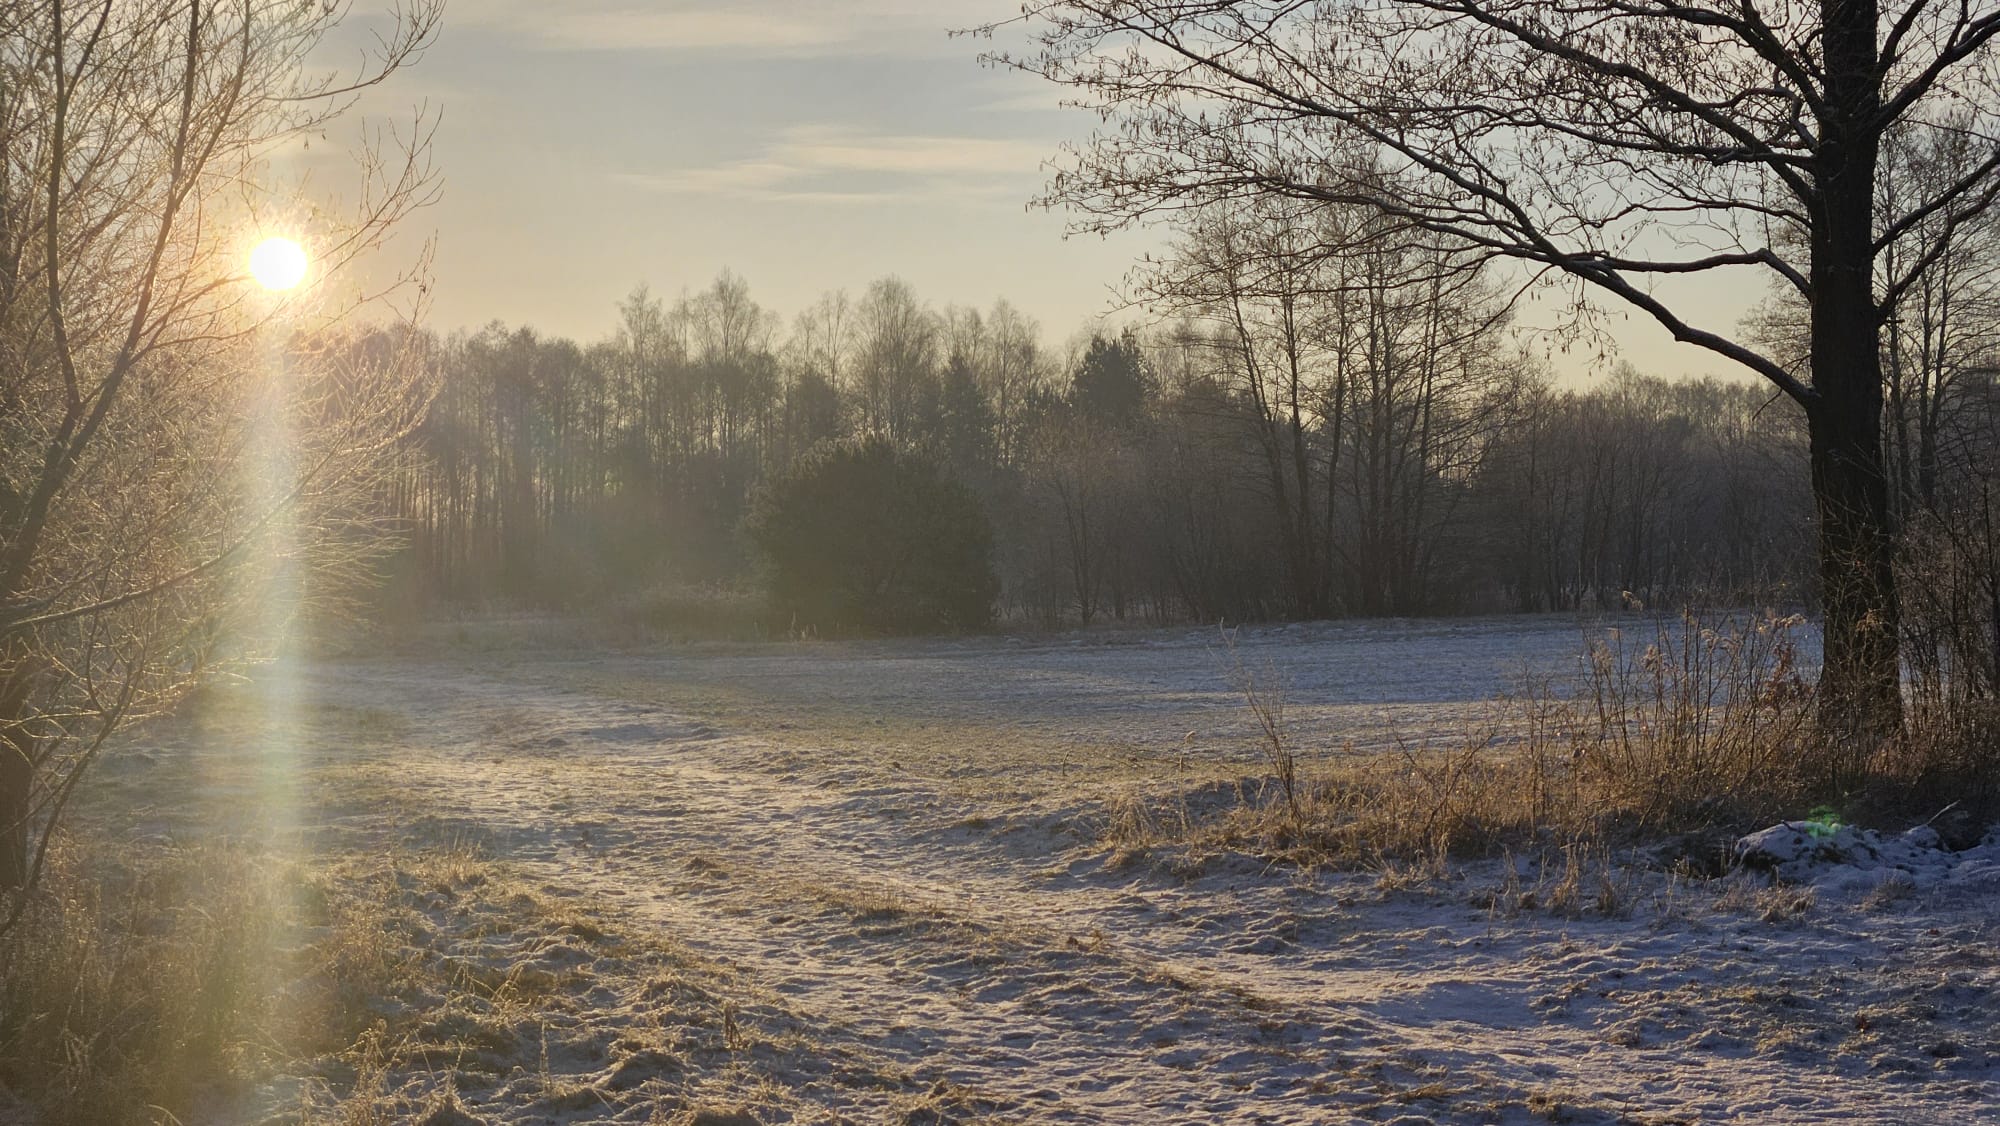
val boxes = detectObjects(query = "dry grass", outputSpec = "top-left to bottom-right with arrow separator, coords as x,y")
1518,612 -> 1818,830
1714,879 -> 1818,923
1110,612 -> 1992,873
1459,841 -> 1649,922
0,841 -> 304,1125
1865,697 -> 2000,830
0,830 -> 630,1126
286,843 -> 882,1126
0,735 -> 941,1126
1222,633 -> 1302,829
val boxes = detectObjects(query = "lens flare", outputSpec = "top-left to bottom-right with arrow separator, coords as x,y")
249,236 -> 309,291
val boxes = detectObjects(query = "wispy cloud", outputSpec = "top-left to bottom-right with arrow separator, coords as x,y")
616,125 -> 1051,204
458,0 -> 999,57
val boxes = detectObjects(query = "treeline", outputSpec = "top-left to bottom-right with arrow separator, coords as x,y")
371,262 -> 1956,630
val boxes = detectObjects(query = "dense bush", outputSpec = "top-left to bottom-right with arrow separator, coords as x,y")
745,439 -> 998,633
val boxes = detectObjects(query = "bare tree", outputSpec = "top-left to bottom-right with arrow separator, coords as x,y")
1145,198 -> 1347,617
1000,0 -> 2000,744
982,299 -> 1051,469
1875,120 -> 2000,515
1029,415 -> 1142,624
788,290 -> 856,392
0,0 -> 441,910
1144,194 -> 1511,616
854,277 -> 941,445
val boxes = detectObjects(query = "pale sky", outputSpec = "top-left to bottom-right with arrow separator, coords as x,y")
314,0 -> 1772,385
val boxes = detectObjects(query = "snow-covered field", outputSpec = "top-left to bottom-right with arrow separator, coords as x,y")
100,616 -> 1999,1124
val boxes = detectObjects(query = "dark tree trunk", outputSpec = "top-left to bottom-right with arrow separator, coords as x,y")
1810,0 -> 1902,750
1806,388 -> 1903,748
0,663 -> 35,891
0,726 -> 27,891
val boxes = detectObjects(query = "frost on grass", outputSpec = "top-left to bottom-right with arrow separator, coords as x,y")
282,849 -> 974,1126
46,618 -> 2000,1124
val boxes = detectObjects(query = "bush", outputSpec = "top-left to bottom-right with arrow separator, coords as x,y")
745,438 -> 998,633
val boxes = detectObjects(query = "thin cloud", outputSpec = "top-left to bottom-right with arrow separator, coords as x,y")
458,0 -> 993,57
617,125 -> 1050,204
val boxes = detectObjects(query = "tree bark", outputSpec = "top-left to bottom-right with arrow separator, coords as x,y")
0,731 -> 27,891
1810,0 -> 1902,750
1806,390 -> 1903,750
0,660 -> 36,891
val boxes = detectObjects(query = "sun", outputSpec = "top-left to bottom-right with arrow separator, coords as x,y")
249,236 -> 309,291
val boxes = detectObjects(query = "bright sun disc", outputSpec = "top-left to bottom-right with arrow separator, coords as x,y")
249,236 -> 309,291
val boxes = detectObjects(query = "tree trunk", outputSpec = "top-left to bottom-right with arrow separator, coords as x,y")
0,663 -> 35,891
1806,390 -> 1903,749
0,727 -> 27,891
1808,0 -> 1901,754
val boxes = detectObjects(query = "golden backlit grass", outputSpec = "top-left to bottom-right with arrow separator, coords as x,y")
1116,613 -> 1999,873
0,831 -> 618,1124
0,842 -> 308,1125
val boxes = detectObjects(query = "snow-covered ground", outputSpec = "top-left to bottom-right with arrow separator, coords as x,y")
103,616 -> 1998,1124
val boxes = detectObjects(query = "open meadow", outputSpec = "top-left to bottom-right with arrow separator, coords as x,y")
13,1 -> 2000,1122
41,616 -> 1998,1125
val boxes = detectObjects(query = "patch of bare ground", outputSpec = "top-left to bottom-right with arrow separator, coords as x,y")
21,616 -> 2000,1124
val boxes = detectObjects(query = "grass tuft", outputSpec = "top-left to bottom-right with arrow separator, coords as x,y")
0,842 -> 297,1125
1115,612 -> 1995,874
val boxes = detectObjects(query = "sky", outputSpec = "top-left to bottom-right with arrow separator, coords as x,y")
307,0 -> 1771,385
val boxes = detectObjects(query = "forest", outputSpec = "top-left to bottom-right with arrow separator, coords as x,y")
375,241 -> 1995,668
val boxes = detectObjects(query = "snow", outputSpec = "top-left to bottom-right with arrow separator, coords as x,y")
1738,819 -> 2000,902
99,615 -> 2000,1123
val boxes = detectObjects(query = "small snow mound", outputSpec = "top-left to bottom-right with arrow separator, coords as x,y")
1733,821 -> 1876,872
1733,818 -> 2000,897
1899,824 -> 1944,851
1946,854 -> 2000,895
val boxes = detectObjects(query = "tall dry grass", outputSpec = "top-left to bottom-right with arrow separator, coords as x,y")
0,843 -> 294,1125
0,839 -> 459,1125
1515,612 -> 1818,833
1891,506 -> 2000,825
1184,612 -> 1924,868
1177,610 -> 2000,872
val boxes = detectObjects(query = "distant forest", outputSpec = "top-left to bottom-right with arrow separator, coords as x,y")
366,240 -> 1999,633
